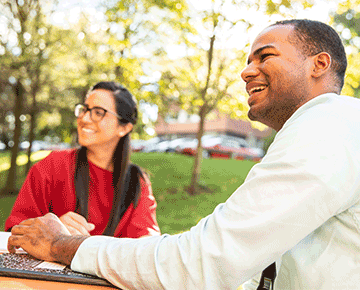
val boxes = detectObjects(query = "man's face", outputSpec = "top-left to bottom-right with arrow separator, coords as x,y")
241,25 -> 313,131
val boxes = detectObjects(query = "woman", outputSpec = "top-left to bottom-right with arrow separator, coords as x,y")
5,81 -> 160,238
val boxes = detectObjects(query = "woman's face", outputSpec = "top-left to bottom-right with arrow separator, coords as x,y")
77,89 -> 123,151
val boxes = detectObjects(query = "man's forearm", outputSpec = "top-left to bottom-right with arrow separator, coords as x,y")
51,235 -> 89,265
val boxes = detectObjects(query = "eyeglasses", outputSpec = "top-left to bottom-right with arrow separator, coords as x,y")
74,103 -> 123,122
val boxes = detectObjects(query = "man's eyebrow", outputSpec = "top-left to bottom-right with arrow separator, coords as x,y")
247,45 -> 276,65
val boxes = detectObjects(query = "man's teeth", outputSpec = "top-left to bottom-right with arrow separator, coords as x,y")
249,86 -> 267,94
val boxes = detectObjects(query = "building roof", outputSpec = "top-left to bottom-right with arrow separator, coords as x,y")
155,112 -> 273,139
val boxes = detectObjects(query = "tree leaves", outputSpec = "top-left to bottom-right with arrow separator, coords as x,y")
333,0 -> 360,99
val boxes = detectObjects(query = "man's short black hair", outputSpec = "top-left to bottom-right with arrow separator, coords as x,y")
272,19 -> 347,91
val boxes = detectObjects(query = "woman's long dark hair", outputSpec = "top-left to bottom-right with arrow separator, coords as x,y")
74,81 -> 144,236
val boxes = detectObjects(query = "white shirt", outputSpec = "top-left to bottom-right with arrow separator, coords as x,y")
71,93 -> 360,289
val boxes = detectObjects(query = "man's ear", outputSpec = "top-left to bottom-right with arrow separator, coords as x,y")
118,122 -> 133,137
311,52 -> 331,78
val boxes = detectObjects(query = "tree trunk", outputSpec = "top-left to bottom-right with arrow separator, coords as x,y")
188,106 -> 206,195
26,111 -> 36,174
4,81 -> 24,195
26,5 -> 42,174
188,33 -> 216,195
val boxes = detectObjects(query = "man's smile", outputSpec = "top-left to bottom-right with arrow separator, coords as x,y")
246,81 -> 268,106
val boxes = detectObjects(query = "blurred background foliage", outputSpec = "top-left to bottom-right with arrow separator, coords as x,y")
0,0 -> 359,194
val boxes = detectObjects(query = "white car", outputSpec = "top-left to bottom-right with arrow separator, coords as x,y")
20,140 -> 51,152
140,137 -> 162,153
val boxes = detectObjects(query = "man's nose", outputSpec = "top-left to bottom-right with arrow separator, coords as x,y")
241,62 -> 259,83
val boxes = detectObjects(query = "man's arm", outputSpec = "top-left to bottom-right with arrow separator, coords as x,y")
7,213 -> 88,265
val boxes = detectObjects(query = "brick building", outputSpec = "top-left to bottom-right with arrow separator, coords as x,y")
154,109 -> 273,149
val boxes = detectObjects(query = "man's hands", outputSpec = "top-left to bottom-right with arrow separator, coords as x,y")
7,213 -> 88,265
8,213 -> 71,261
59,211 -> 95,236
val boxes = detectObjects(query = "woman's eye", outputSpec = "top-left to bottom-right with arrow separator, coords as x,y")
94,109 -> 104,117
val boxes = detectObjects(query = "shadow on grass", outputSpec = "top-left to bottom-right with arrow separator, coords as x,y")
168,183 -> 221,195
0,188 -> 19,196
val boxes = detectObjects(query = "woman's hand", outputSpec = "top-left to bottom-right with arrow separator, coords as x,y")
59,211 -> 95,236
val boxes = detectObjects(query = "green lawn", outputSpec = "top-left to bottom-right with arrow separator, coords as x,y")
0,151 -> 257,234
0,150 -> 52,190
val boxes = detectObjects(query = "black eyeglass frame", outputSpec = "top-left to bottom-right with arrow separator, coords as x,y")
74,103 -> 124,122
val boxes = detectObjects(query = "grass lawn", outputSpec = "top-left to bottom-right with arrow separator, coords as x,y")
0,151 -> 257,234
0,150 -> 52,189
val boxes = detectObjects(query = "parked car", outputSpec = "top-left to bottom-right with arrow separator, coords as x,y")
248,147 -> 265,159
130,139 -> 148,152
140,137 -> 162,153
174,138 -> 198,154
162,137 -> 196,153
0,142 -> 6,151
20,140 -> 51,152
147,140 -> 171,153
176,135 -> 221,158
142,138 -> 182,153
178,135 -> 262,161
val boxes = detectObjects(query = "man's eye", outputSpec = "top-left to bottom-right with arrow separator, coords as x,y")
260,53 -> 273,61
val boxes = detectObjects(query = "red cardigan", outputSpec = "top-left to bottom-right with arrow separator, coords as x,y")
5,149 -> 160,238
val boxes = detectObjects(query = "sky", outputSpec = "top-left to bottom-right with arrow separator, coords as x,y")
53,0 -> 342,59
54,0 -> 341,33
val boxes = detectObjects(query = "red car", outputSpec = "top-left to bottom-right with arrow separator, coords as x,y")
179,135 -> 261,161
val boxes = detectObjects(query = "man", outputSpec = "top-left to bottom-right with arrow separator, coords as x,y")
8,19 -> 360,289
